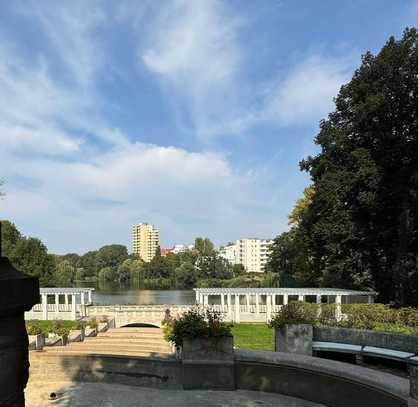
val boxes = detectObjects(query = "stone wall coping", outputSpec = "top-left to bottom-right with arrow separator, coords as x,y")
234,348 -> 410,399
410,357 -> 418,365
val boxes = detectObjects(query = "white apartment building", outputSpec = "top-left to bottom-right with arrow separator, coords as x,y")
220,238 -> 273,273
132,223 -> 160,262
172,244 -> 194,254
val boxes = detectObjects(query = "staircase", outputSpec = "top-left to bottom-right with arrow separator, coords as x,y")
43,327 -> 173,358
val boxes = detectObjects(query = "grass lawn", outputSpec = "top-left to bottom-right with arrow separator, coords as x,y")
231,323 -> 274,351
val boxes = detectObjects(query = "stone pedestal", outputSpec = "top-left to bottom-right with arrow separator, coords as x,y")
182,336 -> 235,390
0,256 -> 39,407
275,324 -> 313,355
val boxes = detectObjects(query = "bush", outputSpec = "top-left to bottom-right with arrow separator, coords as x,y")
26,321 -> 43,335
163,308 -> 232,347
50,320 -> 73,337
269,302 -> 319,330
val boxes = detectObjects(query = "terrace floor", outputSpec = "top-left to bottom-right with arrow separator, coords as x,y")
26,382 -> 325,407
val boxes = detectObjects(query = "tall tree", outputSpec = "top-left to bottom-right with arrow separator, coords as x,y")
300,28 -> 418,304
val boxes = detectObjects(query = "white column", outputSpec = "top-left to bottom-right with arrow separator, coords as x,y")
71,294 -> 77,320
335,295 -> 342,321
81,292 -> 85,306
42,294 -> 48,320
266,295 -> 272,322
204,295 -> 209,307
55,294 -> 59,312
88,290 -> 92,304
272,294 -> 276,310
316,295 -> 322,304
246,294 -> 250,311
367,295 -> 374,304
255,294 -> 260,315
235,295 -> 240,323
195,290 -> 199,303
199,293 -> 204,305
283,294 -> 288,306
227,293 -> 232,321
298,294 -> 304,302
65,294 -> 69,310
221,294 -> 225,310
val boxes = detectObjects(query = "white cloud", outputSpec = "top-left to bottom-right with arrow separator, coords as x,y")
264,55 -> 353,126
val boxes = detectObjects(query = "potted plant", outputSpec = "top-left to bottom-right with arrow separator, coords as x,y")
163,308 -> 234,390
269,302 -> 318,355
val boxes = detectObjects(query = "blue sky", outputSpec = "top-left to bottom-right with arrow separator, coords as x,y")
0,1 -> 417,254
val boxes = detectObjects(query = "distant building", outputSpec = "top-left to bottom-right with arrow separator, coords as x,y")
132,223 -> 160,262
172,244 -> 194,254
160,247 -> 174,257
219,238 -> 273,273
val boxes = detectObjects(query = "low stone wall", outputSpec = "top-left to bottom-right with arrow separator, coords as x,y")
235,349 -> 410,407
313,326 -> 418,353
29,353 -> 183,389
28,348 -> 415,406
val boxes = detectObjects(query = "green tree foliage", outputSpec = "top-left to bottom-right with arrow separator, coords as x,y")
194,237 -> 215,257
95,244 -> 129,270
175,262 -> 197,288
288,185 -> 315,226
55,260 -> 76,286
1,220 -> 56,285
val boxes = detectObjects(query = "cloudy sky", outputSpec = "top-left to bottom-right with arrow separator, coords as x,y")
0,1 -> 416,254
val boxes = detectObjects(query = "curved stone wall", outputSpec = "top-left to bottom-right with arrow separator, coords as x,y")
313,326 -> 418,353
28,349 -> 412,406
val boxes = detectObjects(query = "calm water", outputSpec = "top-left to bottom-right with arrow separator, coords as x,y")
77,282 -> 195,305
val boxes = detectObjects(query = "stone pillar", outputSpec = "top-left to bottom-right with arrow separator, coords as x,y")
81,292 -> 85,306
71,294 -> 77,320
41,294 -> 48,320
266,295 -> 272,322
272,294 -> 276,310
204,295 -> 208,307
0,240 -> 39,407
234,295 -> 240,323
283,294 -> 288,306
255,294 -> 260,315
335,295 -> 342,321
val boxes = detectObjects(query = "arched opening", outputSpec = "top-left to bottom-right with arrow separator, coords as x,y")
121,322 -> 160,328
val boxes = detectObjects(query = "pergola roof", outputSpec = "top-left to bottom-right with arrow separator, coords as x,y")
40,287 -> 95,294
194,287 -> 376,296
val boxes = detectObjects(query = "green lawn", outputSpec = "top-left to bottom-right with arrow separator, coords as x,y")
231,323 -> 274,351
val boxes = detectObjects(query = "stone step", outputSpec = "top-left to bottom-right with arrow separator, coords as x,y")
83,340 -> 170,348
106,328 -> 163,334
43,348 -> 173,358
97,331 -> 165,338
66,343 -> 172,352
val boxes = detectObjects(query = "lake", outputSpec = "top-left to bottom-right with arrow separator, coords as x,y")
77,282 -> 195,305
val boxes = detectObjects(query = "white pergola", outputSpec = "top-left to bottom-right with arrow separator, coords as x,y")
29,288 -> 95,320
194,287 -> 376,323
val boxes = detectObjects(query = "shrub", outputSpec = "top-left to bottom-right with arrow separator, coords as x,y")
269,302 -> 319,330
50,320 -> 73,337
164,308 -> 232,347
26,321 -> 43,335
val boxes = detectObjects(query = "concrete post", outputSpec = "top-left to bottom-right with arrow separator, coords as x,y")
227,294 -> 232,320
255,294 -> 260,315
283,294 -> 288,306
71,294 -> 77,320
410,360 -> 418,401
204,295 -> 208,307
55,294 -> 59,312
316,295 -> 322,304
235,295 -> 240,323
81,292 -> 85,306
272,294 -> 276,310
42,293 -> 48,320
266,295 -> 272,322
335,295 -> 342,321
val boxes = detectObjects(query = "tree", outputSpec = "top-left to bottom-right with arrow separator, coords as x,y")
194,237 -> 215,257
98,266 -> 117,282
288,186 -> 315,226
175,262 -> 197,288
299,28 -> 418,304
232,263 -> 246,277
55,260 -> 75,286
96,245 -> 129,271
1,220 -> 55,285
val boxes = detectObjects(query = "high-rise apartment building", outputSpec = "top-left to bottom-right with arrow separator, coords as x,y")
219,238 -> 273,273
132,223 -> 160,262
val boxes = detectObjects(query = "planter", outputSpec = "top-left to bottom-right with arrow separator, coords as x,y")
275,324 -> 313,355
28,333 -> 45,350
182,336 -> 234,390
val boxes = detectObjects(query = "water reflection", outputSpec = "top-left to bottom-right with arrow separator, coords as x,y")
76,281 -> 195,305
